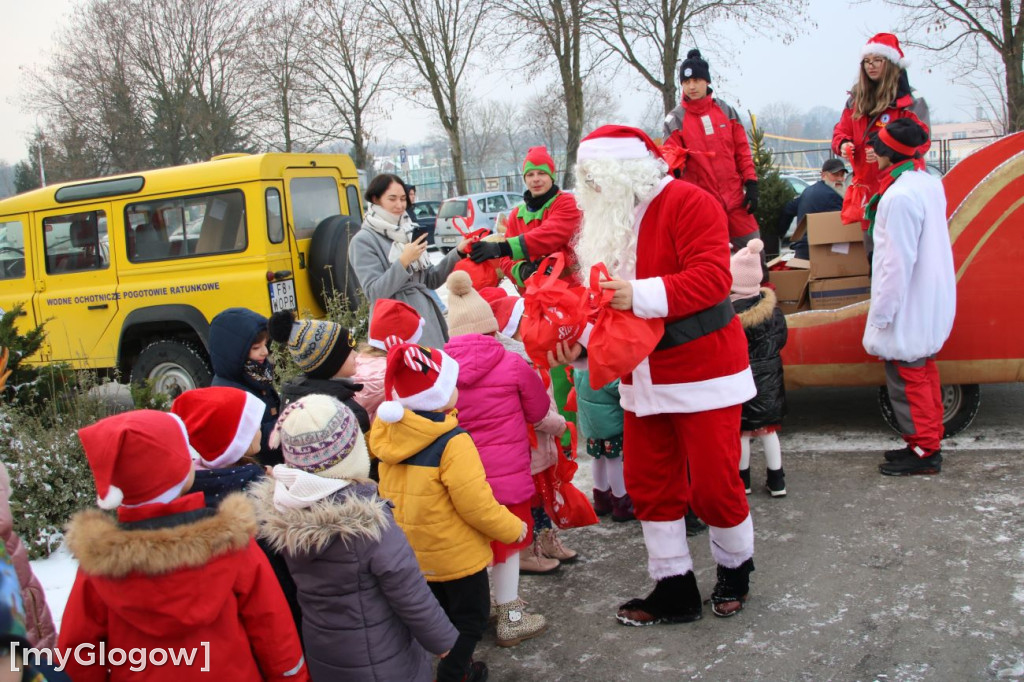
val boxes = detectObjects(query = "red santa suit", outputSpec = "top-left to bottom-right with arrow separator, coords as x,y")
577,127 -> 756,582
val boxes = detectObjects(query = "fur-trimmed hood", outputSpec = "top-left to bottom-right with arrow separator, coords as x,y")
736,288 -> 777,329
251,478 -> 390,556
66,493 -> 256,578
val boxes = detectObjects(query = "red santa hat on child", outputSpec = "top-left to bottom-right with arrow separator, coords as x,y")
368,299 -> 425,350
479,287 -> 525,338
78,410 -> 195,510
170,387 -> 264,469
376,340 -> 460,423
577,125 -> 664,162
862,33 -> 908,68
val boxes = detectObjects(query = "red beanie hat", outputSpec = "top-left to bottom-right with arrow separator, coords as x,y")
478,287 -> 525,337
523,146 -> 556,181
578,125 -> 664,162
78,410 -> 195,510
170,387 -> 264,469
862,33 -> 908,68
368,299 -> 425,350
376,342 -> 460,423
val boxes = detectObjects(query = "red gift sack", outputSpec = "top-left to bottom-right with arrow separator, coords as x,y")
453,220 -> 501,289
532,423 -> 598,529
520,253 -> 589,369
586,264 -> 665,390
840,149 -> 869,226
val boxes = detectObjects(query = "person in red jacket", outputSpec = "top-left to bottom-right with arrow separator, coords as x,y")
662,49 -> 759,253
832,32 -> 930,243
59,410 -> 308,682
468,146 -> 583,291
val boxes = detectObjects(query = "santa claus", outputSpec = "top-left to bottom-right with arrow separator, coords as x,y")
558,124 -> 757,624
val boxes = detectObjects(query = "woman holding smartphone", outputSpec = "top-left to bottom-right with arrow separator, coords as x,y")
349,174 -> 470,347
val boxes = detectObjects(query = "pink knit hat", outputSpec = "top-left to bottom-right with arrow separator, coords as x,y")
730,238 -> 763,302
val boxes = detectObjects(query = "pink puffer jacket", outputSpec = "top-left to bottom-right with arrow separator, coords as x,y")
444,334 -> 550,505
0,463 -> 57,649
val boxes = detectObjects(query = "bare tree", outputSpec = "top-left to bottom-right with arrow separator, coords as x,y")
368,0 -> 492,193
307,0 -> 396,168
883,0 -> 1023,132
594,0 -> 809,117
460,99 -> 508,172
497,0 -> 604,187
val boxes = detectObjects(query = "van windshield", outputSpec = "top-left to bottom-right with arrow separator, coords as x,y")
438,200 -> 468,219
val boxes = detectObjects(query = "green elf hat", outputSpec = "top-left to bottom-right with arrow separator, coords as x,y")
522,146 -> 556,181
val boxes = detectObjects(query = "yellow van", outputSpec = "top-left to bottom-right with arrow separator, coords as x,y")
0,153 -> 363,395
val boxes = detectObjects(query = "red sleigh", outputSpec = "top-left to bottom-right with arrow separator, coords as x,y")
780,132 -> 1024,435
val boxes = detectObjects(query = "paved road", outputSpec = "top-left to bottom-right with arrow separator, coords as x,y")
473,384 -> 1024,681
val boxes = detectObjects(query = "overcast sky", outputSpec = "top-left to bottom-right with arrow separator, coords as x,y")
0,0 -> 979,167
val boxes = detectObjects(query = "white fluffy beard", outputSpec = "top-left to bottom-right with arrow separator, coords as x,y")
573,156 -> 669,277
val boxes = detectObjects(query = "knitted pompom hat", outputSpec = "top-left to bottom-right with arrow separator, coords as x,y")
368,299 -> 425,350
170,386 -> 264,469
730,238 -> 764,302
269,395 -> 370,480
269,311 -> 355,380
862,32 -> 908,68
78,410 -> 195,510
679,48 -> 711,83
445,271 -> 499,337
377,342 -> 459,423
523,146 -> 556,181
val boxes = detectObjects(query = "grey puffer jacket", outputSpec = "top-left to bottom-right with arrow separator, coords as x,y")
252,479 -> 457,682
348,225 -> 462,348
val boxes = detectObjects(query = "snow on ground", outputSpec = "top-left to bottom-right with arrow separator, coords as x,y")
29,544 -> 76,630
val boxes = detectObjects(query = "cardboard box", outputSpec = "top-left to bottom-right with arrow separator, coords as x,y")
808,275 -> 871,310
805,211 -> 869,279
769,267 -> 810,314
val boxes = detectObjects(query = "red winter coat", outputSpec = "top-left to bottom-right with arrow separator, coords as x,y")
59,493 -> 308,682
663,95 -> 759,239
616,176 -> 755,416
498,191 -> 583,291
832,76 -> 930,207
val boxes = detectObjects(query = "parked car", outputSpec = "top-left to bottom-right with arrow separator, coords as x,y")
434,191 -> 524,252
410,200 -> 441,247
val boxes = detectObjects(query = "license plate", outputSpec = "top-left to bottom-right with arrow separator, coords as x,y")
442,236 -> 457,244
269,279 -> 296,313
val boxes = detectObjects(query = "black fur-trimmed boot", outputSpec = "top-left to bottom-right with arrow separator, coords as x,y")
710,558 -> 754,617
616,572 -> 703,626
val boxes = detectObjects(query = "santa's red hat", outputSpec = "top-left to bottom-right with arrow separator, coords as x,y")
862,33 -> 908,68
170,387 -> 264,469
78,410 -> 195,510
578,125 -> 664,162
368,299 -> 425,350
376,342 -> 460,423
479,287 -> 525,337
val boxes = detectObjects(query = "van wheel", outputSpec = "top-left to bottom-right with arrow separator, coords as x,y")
131,340 -> 212,398
878,383 -> 981,438
308,215 -> 362,312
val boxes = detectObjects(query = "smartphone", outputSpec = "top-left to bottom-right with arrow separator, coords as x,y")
411,226 -> 430,243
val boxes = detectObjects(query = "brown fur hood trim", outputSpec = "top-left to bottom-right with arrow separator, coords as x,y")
738,288 -> 777,329
249,477 -> 390,556
65,494 -> 256,578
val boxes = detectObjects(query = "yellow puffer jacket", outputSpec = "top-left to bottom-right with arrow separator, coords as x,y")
372,409 -> 522,582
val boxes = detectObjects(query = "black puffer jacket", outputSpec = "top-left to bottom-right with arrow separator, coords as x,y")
279,376 -> 370,433
733,288 -> 788,430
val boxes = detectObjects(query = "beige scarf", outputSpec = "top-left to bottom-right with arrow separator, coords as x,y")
363,204 -> 431,272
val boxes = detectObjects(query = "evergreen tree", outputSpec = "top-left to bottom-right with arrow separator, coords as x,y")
748,112 -> 796,255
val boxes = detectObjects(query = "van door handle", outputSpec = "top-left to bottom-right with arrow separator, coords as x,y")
87,304 -> 109,310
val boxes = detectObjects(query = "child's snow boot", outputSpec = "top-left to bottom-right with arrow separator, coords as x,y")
592,488 -> 613,516
519,541 -> 560,575
765,467 -> 786,497
537,527 -> 578,563
494,598 -> 547,647
739,468 -> 751,494
709,558 -> 754,617
610,492 -> 636,522
615,571 -> 703,626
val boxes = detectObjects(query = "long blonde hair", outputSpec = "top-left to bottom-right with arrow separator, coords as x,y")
850,59 -> 901,119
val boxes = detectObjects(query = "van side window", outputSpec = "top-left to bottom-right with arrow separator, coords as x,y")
125,190 -> 246,262
0,220 -> 25,280
266,189 -> 284,244
43,211 -> 109,274
290,178 -> 341,240
346,185 -> 363,220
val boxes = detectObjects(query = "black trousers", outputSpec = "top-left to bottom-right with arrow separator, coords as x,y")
430,569 -> 490,682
